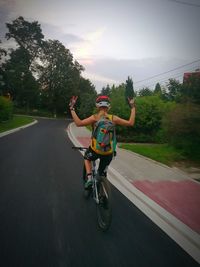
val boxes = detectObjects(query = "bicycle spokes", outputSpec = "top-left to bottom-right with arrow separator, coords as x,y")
96,179 -> 112,231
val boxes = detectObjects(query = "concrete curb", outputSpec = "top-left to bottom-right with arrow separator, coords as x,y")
66,122 -> 200,264
0,120 -> 38,138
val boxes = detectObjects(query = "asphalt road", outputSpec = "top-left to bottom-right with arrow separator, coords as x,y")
0,118 -> 198,267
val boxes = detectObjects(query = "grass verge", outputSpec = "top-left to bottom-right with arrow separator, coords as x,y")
119,143 -> 185,166
0,115 -> 35,133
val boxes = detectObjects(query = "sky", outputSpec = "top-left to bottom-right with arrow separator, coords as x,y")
0,0 -> 200,92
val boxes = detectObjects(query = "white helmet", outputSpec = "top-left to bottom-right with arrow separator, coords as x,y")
95,95 -> 110,108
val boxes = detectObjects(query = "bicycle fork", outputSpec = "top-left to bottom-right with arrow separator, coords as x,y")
91,161 -> 100,204
93,177 -> 109,205
93,178 -> 100,204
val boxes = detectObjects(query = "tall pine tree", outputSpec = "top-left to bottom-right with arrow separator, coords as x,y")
125,76 -> 135,104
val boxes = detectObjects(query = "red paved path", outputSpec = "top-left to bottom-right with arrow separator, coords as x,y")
133,180 -> 200,234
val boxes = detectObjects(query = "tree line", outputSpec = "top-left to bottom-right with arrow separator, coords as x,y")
100,75 -> 200,159
0,16 -> 200,159
0,16 -> 96,117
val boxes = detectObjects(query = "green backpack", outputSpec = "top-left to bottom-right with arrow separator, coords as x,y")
91,114 -> 117,155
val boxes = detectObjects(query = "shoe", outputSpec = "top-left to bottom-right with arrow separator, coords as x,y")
85,177 -> 92,189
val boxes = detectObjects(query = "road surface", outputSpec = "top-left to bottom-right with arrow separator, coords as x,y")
0,118 -> 198,267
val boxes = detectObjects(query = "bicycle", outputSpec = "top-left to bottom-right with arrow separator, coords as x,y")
72,146 -> 112,231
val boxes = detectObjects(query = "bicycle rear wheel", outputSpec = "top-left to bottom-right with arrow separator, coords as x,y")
96,177 -> 112,231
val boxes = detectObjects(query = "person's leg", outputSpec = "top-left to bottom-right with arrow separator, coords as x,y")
84,148 -> 96,175
84,159 -> 92,174
83,148 -> 98,188
98,154 -> 113,177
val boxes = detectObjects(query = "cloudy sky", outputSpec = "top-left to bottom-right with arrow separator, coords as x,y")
0,0 -> 200,92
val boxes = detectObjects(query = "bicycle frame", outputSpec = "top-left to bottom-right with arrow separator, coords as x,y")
72,146 -> 112,231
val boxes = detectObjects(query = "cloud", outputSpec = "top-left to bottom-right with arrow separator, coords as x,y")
83,71 -> 119,84
0,0 -> 16,38
82,57 -> 197,92
41,22 -> 84,42
72,27 -> 106,61
82,71 -> 120,93
63,33 -> 84,44
0,0 -> 15,11
86,27 -> 106,43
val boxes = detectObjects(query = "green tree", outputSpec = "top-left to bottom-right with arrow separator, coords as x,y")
181,75 -> 200,104
165,79 -> 182,102
109,84 -> 132,140
154,83 -> 162,95
0,96 -> 13,122
3,48 -> 39,110
2,16 -> 44,110
110,87 -> 167,142
110,83 -> 129,117
77,77 -> 97,118
125,76 -> 135,103
133,96 -> 167,142
0,40 -> 7,94
0,40 -> 7,61
5,16 -> 44,67
164,103 -> 200,159
138,87 -> 153,97
101,84 -> 111,96
39,39 -> 84,115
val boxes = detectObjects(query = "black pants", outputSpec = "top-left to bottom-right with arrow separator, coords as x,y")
84,147 -> 113,176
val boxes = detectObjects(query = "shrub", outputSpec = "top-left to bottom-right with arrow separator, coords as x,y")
164,103 -> 200,159
0,96 -> 13,122
130,96 -> 168,142
14,107 -> 52,117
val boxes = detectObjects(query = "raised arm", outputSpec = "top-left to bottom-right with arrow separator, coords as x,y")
69,96 -> 96,127
113,107 -> 135,126
113,98 -> 136,126
70,110 -> 96,127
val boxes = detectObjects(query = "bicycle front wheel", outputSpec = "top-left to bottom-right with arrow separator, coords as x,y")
96,177 -> 112,231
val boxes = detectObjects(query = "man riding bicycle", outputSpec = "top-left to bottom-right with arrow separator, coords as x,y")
69,95 -> 136,189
